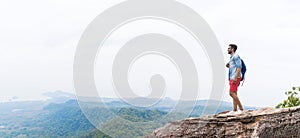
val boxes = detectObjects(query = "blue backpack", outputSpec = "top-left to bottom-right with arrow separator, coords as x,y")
241,59 -> 247,85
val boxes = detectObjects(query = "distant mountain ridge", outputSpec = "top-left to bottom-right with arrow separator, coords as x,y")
0,90 -> 259,137
4,90 -> 259,110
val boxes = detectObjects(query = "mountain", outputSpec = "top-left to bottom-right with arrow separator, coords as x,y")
0,92 -> 259,138
43,90 -> 75,103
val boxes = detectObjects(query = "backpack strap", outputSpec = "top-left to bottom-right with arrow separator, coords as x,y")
241,78 -> 245,86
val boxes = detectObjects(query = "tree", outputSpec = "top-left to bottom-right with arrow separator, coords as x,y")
276,87 -> 300,108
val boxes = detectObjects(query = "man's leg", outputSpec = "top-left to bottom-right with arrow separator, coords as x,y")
230,92 -> 243,111
235,92 -> 243,111
230,92 -> 238,111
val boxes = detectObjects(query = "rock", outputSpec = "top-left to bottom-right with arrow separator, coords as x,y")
146,106 -> 300,138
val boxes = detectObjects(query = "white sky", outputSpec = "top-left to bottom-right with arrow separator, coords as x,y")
1,0 -> 300,107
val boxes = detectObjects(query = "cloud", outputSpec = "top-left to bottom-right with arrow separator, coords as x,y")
0,0 -> 300,107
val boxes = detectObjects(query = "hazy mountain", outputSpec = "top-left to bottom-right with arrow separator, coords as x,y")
0,91 -> 259,137
42,90 -> 75,103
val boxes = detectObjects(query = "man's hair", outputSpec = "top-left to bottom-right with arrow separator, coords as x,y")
229,44 -> 238,52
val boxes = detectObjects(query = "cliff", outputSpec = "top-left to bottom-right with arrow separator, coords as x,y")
146,106 -> 300,138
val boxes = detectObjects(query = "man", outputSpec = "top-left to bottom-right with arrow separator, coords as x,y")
226,44 -> 244,115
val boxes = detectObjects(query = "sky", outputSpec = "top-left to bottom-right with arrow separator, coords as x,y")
1,0 -> 300,107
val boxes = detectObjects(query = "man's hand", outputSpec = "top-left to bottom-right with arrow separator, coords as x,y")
226,63 -> 229,68
233,78 -> 237,84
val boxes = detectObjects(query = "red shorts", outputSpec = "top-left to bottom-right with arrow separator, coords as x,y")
229,78 -> 242,92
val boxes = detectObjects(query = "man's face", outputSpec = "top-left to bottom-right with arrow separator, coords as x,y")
227,46 -> 233,54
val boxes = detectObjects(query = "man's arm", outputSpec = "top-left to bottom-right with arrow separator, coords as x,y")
234,68 -> 241,83
233,55 -> 242,83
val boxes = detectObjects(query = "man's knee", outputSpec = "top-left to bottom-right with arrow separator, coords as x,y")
229,92 -> 237,97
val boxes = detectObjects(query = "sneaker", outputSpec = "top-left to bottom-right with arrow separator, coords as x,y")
226,111 -> 236,115
235,110 -> 243,114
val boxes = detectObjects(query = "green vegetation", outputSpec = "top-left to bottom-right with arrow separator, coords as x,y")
0,100 -> 96,138
0,100 -> 185,138
81,130 -> 112,138
96,108 -> 186,138
276,86 -> 300,108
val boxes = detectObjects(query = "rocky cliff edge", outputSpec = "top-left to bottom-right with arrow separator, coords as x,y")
146,106 -> 300,138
